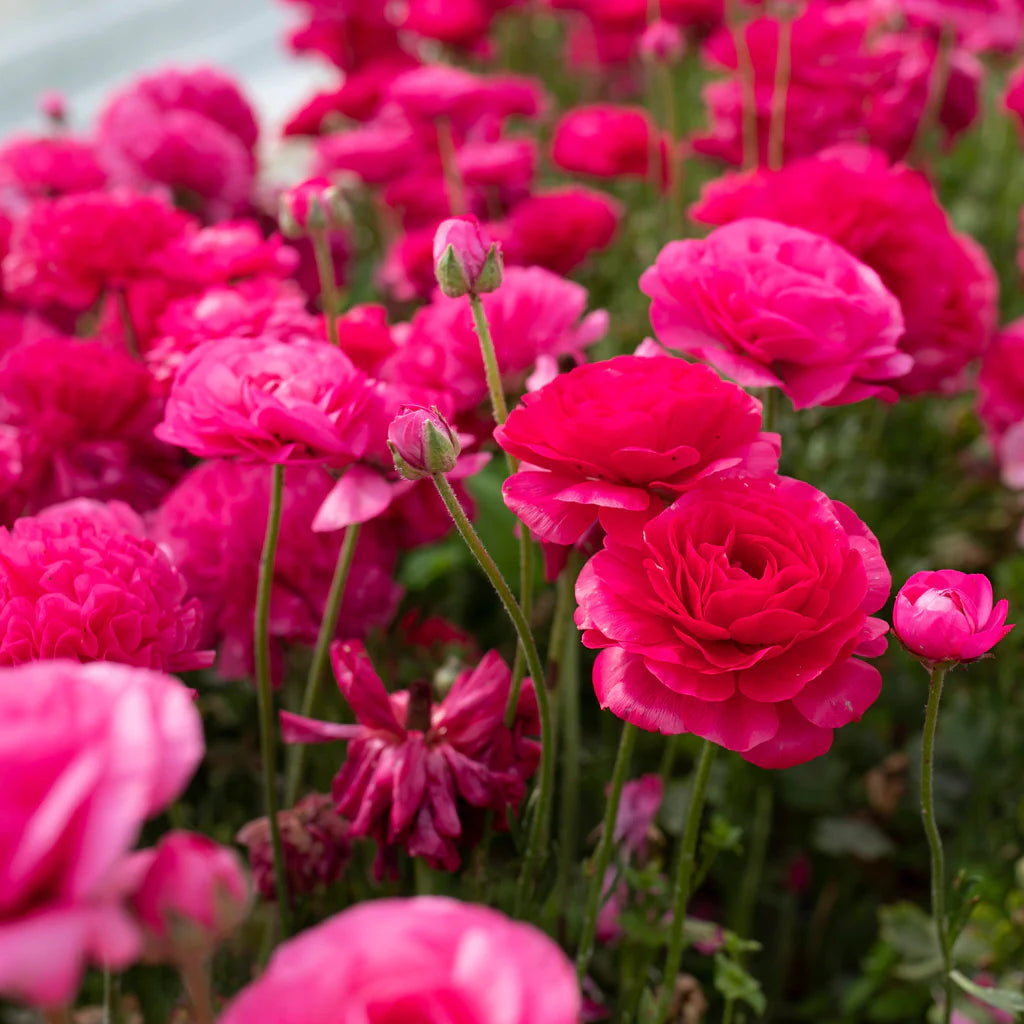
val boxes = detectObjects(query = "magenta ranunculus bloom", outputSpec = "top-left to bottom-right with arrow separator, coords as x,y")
0,133 -> 107,199
494,354 -> 780,544
155,333 -> 372,465
0,660 -> 203,1007
0,499 -> 211,670
691,146 -> 998,396
126,831 -> 250,964
150,461 -> 401,679
96,65 -> 259,221
552,104 -> 668,184
576,475 -> 891,769
237,794 -> 351,901
219,896 -> 580,1024
384,266 -> 608,413
641,218 -> 909,409
893,570 -> 1013,669
281,641 -> 540,874
978,319 -> 1024,489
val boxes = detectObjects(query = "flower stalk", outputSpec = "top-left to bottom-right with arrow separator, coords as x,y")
255,464 -> 292,935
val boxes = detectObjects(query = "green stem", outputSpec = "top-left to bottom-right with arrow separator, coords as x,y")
311,227 -> 342,346
115,289 -> 139,359
722,997 -> 737,1024
255,464 -> 292,935
575,721 -> 638,983
468,292 -> 510,427
654,739 -> 718,1024
41,1011 -> 71,1024
657,59 -> 684,232
659,734 -> 681,784
725,0 -> 758,169
103,970 -> 124,1024
505,531 -> 535,725
284,522 -> 361,805
761,386 -> 779,435
437,117 -> 468,216
921,665 -> 953,1024
555,563 -> 583,929
733,781 -> 774,947
181,959 -> 216,1024
767,15 -> 792,171
432,473 -> 554,913
911,21 -> 956,164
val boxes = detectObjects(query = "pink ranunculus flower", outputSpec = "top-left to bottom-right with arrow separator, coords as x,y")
126,831 -> 250,965
641,218 -> 909,409
237,794 -> 351,901
150,460 -> 401,680
0,133 -> 107,199
0,660 -> 203,1007
155,333 -> 372,465
977,319 -> 1024,488
690,146 -> 998,396
281,641 -> 540,875
614,774 -> 664,857
892,571 -> 1013,669
383,266 -> 608,413
552,104 -> 668,185
0,499 -> 211,670
576,475 -> 891,768
494,354 -> 780,545
219,896 -> 580,1024
95,65 -> 259,221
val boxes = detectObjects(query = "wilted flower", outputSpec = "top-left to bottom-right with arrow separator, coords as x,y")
219,897 -> 580,1024
0,660 -> 203,1007
893,570 -> 1013,669
281,642 -> 540,874
237,794 -> 350,901
0,499 -> 211,670
126,831 -> 250,964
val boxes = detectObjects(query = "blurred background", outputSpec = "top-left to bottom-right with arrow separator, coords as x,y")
0,0 -> 325,136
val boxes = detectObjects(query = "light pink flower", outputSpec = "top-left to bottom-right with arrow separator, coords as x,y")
219,897 -> 580,1024
0,499 -> 211,670
576,475 -> 891,768
126,831 -> 249,964
691,145 -> 998,395
641,218 -> 909,409
149,461 -> 401,679
281,642 -> 540,874
237,794 -> 350,901
384,266 -> 608,412
0,660 -> 202,1007
95,65 -> 259,221
496,353 -> 780,544
893,570 -> 1013,668
155,334 -> 372,465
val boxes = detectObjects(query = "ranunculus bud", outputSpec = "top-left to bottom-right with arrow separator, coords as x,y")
433,216 -> 503,298
279,177 -> 350,238
639,19 -> 686,63
127,831 -> 251,965
893,570 -> 1013,669
387,405 -> 461,480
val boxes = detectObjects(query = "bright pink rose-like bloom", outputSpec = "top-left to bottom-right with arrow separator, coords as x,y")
0,499 -> 210,670
0,660 -> 202,1007
0,337 -> 182,523
219,897 -> 580,1024
0,134 -> 107,199
495,354 -> 780,544
150,461 -> 401,679
552,105 -> 668,184
237,794 -> 351,901
641,218 -> 909,409
895,0 -> 1023,53
384,266 -> 608,412
498,187 -> 621,276
126,831 -> 249,964
691,146 -> 998,395
3,190 -> 191,311
1005,61 -> 1024,137
978,320 -> 1024,488
156,334 -> 372,465
893,571 -> 1013,668
577,475 -> 891,768
96,65 -> 259,220
281,642 -> 540,873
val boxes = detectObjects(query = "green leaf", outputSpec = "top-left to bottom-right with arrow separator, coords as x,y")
713,954 -> 767,1016
950,971 -> 1024,1014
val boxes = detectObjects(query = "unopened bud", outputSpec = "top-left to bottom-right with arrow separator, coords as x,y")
433,216 -> 503,298
387,405 -> 461,480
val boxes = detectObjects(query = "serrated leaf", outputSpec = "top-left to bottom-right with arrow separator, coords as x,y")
713,954 -> 766,1016
950,971 -> 1024,1014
